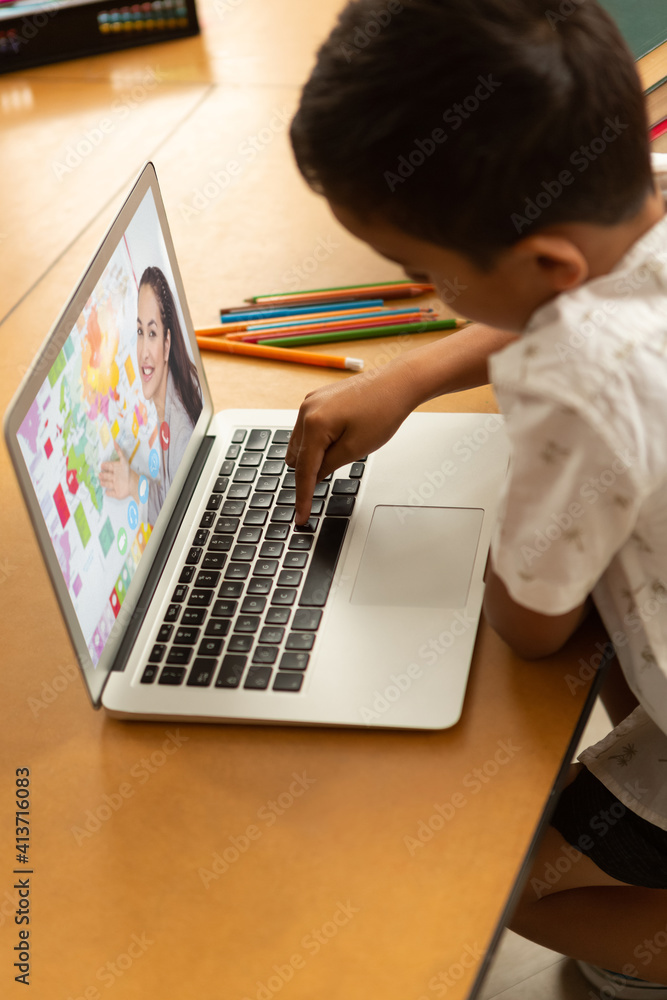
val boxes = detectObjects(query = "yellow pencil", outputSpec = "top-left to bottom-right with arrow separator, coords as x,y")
196,335 -> 364,372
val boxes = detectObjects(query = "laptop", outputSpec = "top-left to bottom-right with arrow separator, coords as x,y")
4,162 -> 509,730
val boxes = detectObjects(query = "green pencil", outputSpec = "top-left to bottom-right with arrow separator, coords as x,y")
255,318 -> 464,348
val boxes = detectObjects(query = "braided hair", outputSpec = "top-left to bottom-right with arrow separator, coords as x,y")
138,266 -> 203,428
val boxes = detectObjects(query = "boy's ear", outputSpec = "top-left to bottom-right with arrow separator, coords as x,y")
509,233 -> 589,293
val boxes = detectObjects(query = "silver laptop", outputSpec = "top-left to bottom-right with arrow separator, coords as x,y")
4,163 -> 509,729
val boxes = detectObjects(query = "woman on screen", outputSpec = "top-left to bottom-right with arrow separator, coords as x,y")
100,266 -> 203,525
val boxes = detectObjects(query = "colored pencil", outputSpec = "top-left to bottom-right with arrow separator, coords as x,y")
219,299 -> 385,320
196,335 -> 363,371
199,306 -> 432,338
225,311 -> 431,344
245,280 -> 435,306
255,318 -> 464,348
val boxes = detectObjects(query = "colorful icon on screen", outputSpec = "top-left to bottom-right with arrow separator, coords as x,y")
160,421 -> 170,451
117,527 -> 128,555
128,500 -> 139,530
149,448 -> 160,478
138,475 -> 149,504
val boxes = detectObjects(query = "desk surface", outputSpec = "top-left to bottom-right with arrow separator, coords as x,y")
0,5 -> 604,998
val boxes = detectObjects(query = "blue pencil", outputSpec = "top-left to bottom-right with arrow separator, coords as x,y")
218,299 -> 385,322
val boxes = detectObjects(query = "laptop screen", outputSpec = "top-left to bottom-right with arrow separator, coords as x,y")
10,169 -> 210,688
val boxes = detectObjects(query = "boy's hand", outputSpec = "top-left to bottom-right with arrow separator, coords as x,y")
286,360 -> 416,524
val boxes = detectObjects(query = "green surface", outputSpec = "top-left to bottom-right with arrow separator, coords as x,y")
599,0 -> 667,60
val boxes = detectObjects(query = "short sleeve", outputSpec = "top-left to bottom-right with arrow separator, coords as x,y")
490,393 -> 642,615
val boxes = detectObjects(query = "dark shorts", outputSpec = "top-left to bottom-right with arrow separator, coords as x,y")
550,766 -> 667,889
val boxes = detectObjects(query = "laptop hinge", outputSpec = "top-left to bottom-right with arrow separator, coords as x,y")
110,433 -> 215,673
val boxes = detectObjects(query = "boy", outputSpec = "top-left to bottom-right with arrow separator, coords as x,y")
284,0 -> 667,995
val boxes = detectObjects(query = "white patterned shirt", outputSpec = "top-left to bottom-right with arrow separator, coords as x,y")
488,154 -> 667,830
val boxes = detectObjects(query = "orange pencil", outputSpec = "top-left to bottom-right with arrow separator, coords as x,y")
223,310 -> 429,343
196,335 -> 364,371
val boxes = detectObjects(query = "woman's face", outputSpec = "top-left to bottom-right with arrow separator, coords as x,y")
136,283 -> 170,402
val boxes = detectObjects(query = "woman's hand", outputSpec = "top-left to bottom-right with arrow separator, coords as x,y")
100,442 -> 139,502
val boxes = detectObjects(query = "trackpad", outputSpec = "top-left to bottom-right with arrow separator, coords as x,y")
350,505 -> 483,608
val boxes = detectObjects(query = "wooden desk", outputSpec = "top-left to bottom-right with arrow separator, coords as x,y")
0,5 -> 604,998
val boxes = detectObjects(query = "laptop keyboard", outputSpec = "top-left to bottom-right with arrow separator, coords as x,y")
139,428 -> 364,694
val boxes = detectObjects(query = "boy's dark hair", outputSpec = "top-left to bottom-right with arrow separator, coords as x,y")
290,0 -> 653,268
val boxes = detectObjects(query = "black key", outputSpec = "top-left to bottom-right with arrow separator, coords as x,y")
265,524 -> 289,541
206,619 -> 230,637
206,494 -> 222,511
215,655 -> 246,688
260,541 -> 284,558
157,624 -> 173,642
282,471 -> 296,488
228,484 -> 252,500
231,544 -> 257,562
278,569 -> 302,588
201,552 -> 227,570
283,551 -> 308,569
252,646 -> 278,665
294,517 -> 318,532
288,533 -> 313,551
212,476 -> 229,493
272,429 -> 292,444
247,577 -> 272,595
234,467 -> 257,483
325,495 -> 355,517
188,588 -> 213,607
349,462 -> 365,478
244,666 -> 272,689
166,647 -> 193,665
277,489 -> 296,505
226,443 -> 241,459
222,500 -> 245,516
216,516 -> 239,533
159,666 -> 187,685
239,451 -> 262,467
271,588 -> 296,606
265,607 -> 291,625
208,535 -> 232,552
182,608 -> 205,625
232,429 -> 247,444
310,499 -> 325,515
292,608 -> 322,631
286,632 -> 315,651
246,429 -> 271,451
238,527 -> 262,544
198,638 -> 223,657
313,482 -> 330,497
271,506 -> 294,523
259,626 -> 284,644
299,516 -> 348,607
199,511 -> 215,529
267,444 -> 287,459
228,635 -> 253,652
187,546 -> 203,564
171,584 -> 188,603
141,664 -> 159,683
244,509 -> 268,526
212,599 -> 238,617
249,493 -> 273,509
262,460 -> 284,475
219,460 -> 235,476
332,478 -> 359,495
273,672 -> 304,692
195,569 -> 221,588
179,565 -> 195,584
218,581 -> 243,598
149,643 -> 166,663
256,476 -> 279,492
164,604 -> 181,623
279,652 -> 310,671
174,626 -> 200,645
225,563 -> 250,580
194,529 -> 209,546
255,559 -> 278,576
241,595 -> 266,614
234,616 -> 260,633
188,659 -> 216,687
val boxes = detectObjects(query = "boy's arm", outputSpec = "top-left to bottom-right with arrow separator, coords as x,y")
484,563 -> 591,660
287,323 -> 517,524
